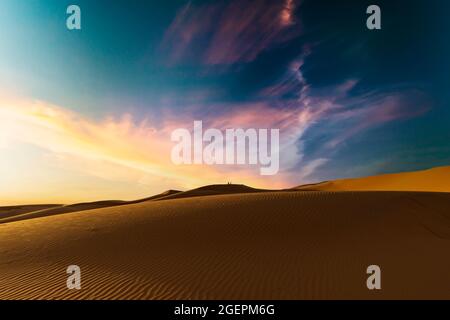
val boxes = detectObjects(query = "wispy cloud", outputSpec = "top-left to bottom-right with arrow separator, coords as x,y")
256,44 -> 431,183
0,79 -> 432,203
160,0 -> 302,65
0,94 -> 323,203
324,90 -> 431,149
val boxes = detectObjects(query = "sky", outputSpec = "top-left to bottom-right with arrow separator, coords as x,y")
1,0 -> 449,204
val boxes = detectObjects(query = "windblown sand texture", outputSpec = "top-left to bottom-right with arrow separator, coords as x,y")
0,167 -> 449,299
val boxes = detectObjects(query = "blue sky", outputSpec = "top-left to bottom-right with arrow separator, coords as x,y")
0,0 -> 449,203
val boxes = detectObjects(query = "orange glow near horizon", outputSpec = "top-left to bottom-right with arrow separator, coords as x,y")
0,95 -> 306,205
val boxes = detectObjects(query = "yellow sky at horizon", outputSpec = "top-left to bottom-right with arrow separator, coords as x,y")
0,95 -> 298,205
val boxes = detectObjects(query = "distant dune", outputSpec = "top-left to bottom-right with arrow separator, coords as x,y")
295,166 -> 450,192
0,185 -> 265,225
0,201 -> 126,225
0,167 -> 449,299
0,204 -> 61,220
154,184 -> 270,201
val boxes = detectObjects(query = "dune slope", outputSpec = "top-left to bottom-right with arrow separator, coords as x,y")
156,184 -> 270,201
0,204 -> 62,220
0,186 -> 264,225
0,191 -> 449,300
295,166 -> 450,192
0,201 -> 127,225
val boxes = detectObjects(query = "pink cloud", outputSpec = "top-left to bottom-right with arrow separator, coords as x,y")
326,90 -> 431,148
160,0 -> 302,65
256,44 -> 432,183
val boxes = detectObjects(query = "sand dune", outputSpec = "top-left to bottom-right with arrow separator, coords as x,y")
1,167 -> 449,299
154,184 -> 270,201
0,191 -> 184,225
0,204 -> 61,220
0,190 -> 449,299
4,165 -> 448,225
295,166 -> 450,192
132,189 -> 182,202
0,200 -> 127,225
0,186 -> 263,225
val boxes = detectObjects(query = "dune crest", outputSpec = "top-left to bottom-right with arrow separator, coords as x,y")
295,166 -> 450,192
1,166 -> 449,299
2,166 -> 450,225
0,191 -> 449,299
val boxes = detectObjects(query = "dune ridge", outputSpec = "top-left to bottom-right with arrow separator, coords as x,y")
294,166 -> 450,192
3,166 -> 449,225
0,166 -> 449,299
0,204 -> 62,220
154,184 -> 271,201
0,185 -> 269,225
0,191 -> 449,299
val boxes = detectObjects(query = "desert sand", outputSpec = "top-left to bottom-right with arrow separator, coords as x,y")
0,166 -> 449,299
295,166 -> 450,192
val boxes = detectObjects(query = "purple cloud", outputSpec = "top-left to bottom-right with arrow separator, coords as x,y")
160,0 -> 302,65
